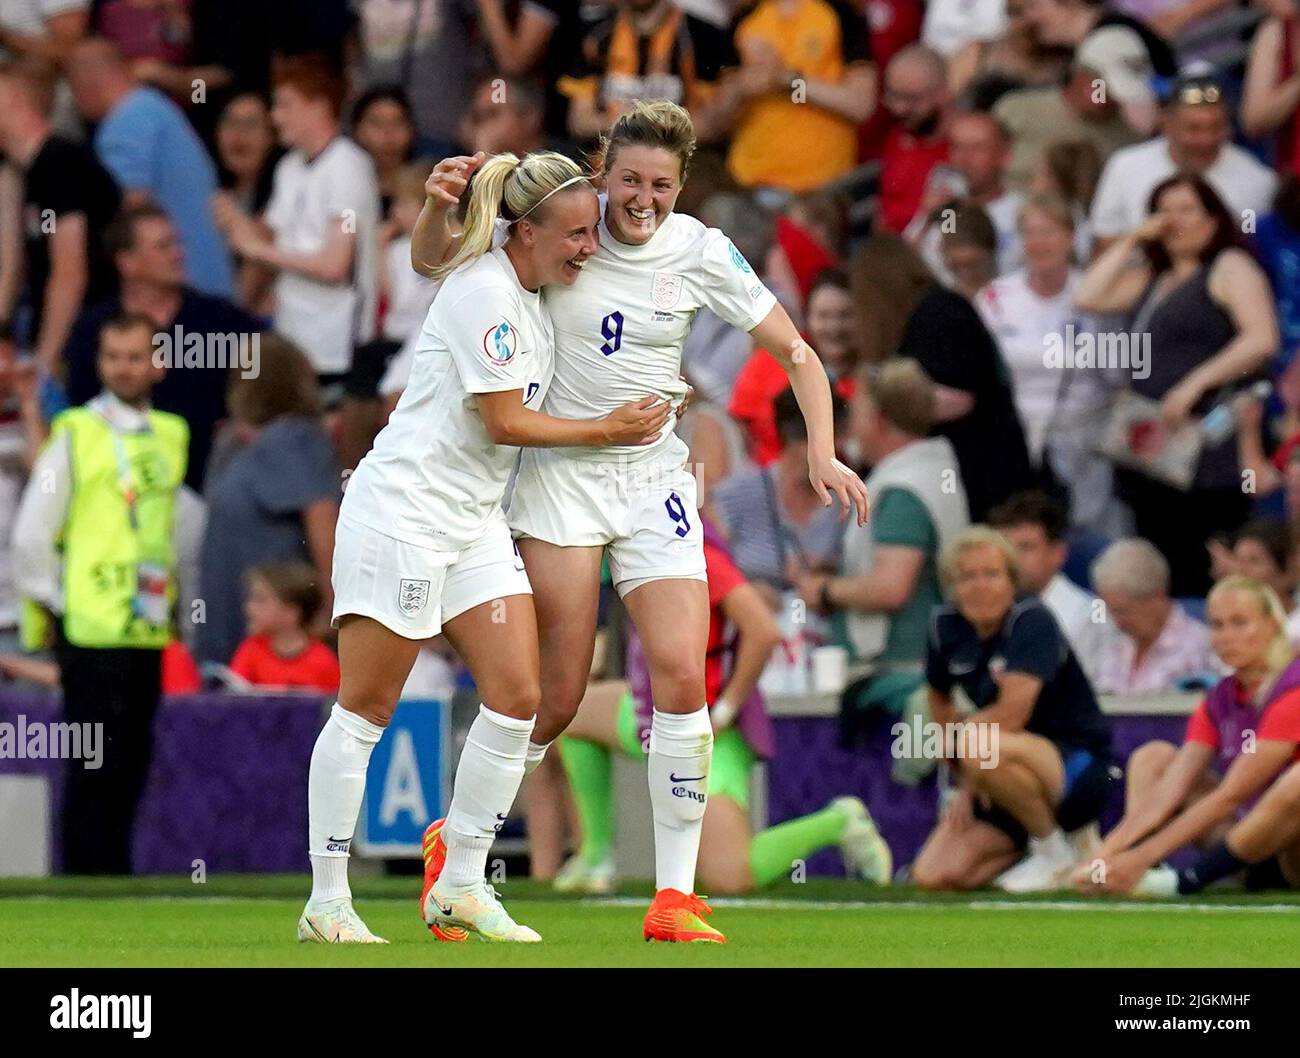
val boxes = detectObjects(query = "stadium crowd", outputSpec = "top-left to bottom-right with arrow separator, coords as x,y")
1,0 -> 1300,893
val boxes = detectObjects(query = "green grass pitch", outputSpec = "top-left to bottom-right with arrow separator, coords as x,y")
2,876 -> 1299,967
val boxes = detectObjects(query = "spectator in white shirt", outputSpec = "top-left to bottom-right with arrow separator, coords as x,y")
212,53 -> 380,467
922,0 -> 1008,59
1028,139 -> 1102,262
989,489 -> 1111,685
0,332 -> 44,654
1091,538 -> 1219,694
976,194 -> 1082,462
1090,76 -> 1279,254
975,193 -> 1115,528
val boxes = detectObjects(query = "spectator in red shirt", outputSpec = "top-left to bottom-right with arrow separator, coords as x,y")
229,562 -> 340,693
877,43 -> 949,233
1079,576 -> 1300,896
731,269 -> 859,466
857,0 -> 924,161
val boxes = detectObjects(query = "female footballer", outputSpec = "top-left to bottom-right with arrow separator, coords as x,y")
299,150 -> 670,945
1074,576 -> 1300,896
415,101 -> 869,943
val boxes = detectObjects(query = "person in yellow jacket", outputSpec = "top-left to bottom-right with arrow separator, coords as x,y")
12,313 -> 188,874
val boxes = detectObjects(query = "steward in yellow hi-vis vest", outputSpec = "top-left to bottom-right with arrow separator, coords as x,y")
19,392 -> 189,649
49,401 -> 188,648
11,313 -> 191,876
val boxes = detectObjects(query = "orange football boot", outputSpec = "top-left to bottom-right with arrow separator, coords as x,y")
643,889 -> 726,943
421,818 -> 469,942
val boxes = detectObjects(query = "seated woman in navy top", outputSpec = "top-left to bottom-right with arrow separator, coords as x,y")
912,527 -> 1114,893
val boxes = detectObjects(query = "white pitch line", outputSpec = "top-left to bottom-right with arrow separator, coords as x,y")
2,894 -> 1298,914
587,896 -> 1300,914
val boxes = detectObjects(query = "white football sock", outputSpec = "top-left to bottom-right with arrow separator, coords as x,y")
647,707 -> 713,893
307,703 -> 385,904
523,739 -> 550,776
442,704 -> 535,891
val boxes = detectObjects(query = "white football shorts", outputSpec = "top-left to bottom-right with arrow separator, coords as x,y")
507,435 -> 707,595
331,508 -> 531,639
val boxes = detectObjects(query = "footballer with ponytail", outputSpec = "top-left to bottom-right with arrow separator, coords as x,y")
431,150 -> 596,283
416,100 -> 869,945
299,147 -> 672,948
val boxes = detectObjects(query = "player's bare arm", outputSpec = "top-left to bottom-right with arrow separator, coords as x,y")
752,302 -> 869,525
412,153 -> 485,277
477,390 -> 671,448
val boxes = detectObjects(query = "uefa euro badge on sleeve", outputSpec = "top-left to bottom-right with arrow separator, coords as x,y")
133,561 -> 171,627
1094,389 -> 1202,491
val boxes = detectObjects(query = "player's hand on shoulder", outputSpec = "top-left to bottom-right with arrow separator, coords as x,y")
426,153 -> 485,211
601,396 -> 672,445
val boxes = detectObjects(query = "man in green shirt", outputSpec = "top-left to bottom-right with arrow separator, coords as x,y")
795,359 -> 970,683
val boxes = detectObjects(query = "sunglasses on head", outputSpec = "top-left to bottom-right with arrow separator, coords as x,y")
1175,80 -> 1223,106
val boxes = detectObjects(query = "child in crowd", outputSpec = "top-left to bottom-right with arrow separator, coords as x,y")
229,563 -> 340,692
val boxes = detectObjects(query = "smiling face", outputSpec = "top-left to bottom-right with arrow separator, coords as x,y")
952,543 -> 1018,631
806,283 -> 856,376
516,186 -> 601,286
603,144 -> 683,245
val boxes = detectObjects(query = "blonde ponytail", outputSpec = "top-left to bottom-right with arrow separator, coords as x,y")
432,150 -> 590,280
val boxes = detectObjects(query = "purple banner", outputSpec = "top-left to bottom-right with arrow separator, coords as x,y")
0,688 -> 1187,876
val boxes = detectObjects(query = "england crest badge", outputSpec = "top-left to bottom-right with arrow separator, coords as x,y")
398,578 -> 431,616
651,271 -> 683,310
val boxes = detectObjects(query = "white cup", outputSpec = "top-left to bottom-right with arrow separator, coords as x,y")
810,645 -> 849,694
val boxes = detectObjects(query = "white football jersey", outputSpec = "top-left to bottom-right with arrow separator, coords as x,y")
542,200 -> 777,460
341,246 -> 554,550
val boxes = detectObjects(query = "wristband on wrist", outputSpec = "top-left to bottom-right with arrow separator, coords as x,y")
818,578 -> 834,612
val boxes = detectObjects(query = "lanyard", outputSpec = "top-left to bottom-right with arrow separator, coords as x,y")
93,402 -> 150,536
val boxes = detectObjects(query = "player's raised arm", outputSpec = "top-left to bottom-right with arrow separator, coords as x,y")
411,153 -> 485,277
752,302 -> 869,526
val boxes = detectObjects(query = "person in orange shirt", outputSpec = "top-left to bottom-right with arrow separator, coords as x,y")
714,0 -> 877,193
559,0 -> 738,142
228,562 -> 340,693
